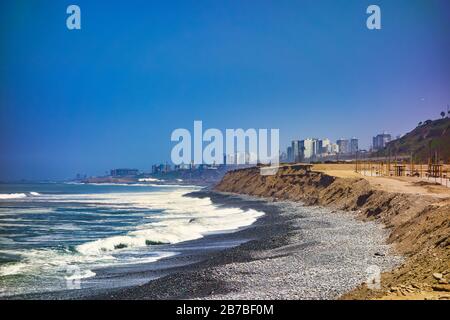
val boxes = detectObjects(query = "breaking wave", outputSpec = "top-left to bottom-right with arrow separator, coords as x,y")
0,193 -> 28,199
0,192 -> 41,200
0,187 -> 264,287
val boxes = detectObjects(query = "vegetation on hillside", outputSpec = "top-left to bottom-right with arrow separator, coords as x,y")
376,117 -> 450,163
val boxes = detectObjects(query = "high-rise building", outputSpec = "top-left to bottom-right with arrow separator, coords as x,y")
300,139 -> 316,159
287,146 -> 293,163
292,140 -> 301,162
313,139 -> 320,156
372,132 -> 391,151
318,138 -> 331,154
330,143 -> 339,154
336,139 -> 350,154
350,138 -> 359,154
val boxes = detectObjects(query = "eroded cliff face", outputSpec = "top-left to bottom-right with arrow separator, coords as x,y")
214,166 -> 450,299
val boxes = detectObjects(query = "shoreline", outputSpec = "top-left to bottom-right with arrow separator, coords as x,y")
7,164 -> 448,300
5,191 -> 284,300
88,191 -> 294,299
214,166 -> 450,300
88,191 -> 401,300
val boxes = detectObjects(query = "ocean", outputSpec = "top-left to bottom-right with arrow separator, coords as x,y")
0,183 -> 264,297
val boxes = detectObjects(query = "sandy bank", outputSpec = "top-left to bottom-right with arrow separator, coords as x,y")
84,192 -> 400,300
215,165 -> 450,300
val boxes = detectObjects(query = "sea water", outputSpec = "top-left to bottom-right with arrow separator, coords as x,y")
0,183 -> 263,297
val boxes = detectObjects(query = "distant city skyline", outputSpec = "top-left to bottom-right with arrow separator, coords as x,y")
284,136 -> 359,163
1,0 -> 449,180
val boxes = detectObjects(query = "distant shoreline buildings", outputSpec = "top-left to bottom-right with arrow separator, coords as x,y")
110,168 -> 139,177
284,137 -> 359,163
282,129 -> 396,163
76,131 -> 394,182
372,132 -> 392,151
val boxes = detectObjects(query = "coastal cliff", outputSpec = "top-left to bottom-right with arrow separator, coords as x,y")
215,166 -> 450,299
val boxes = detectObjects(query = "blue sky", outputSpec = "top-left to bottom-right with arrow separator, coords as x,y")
1,0 -> 449,180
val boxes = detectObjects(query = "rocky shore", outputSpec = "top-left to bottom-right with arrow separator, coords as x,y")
30,165 -> 447,300
215,166 -> 450,300
90,191 -> 401,300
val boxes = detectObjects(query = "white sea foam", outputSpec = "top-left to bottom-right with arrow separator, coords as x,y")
138,178 -> 161,182
0,247 -> 175,278
0,192 -> 40,200
65,269 -> 96,280
0,248 -> 116,277
76,189 -> 263,255
0,208 -> 55,215
0,193 -> 27,199
82,182 -> 195,188
0,187 -> 264,284
0,262 -> 27,276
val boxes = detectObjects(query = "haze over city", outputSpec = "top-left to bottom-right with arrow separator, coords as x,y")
1,0 -> 449,180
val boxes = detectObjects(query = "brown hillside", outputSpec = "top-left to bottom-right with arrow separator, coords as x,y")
215,166 -> 450,299
376,118 -> 450,162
